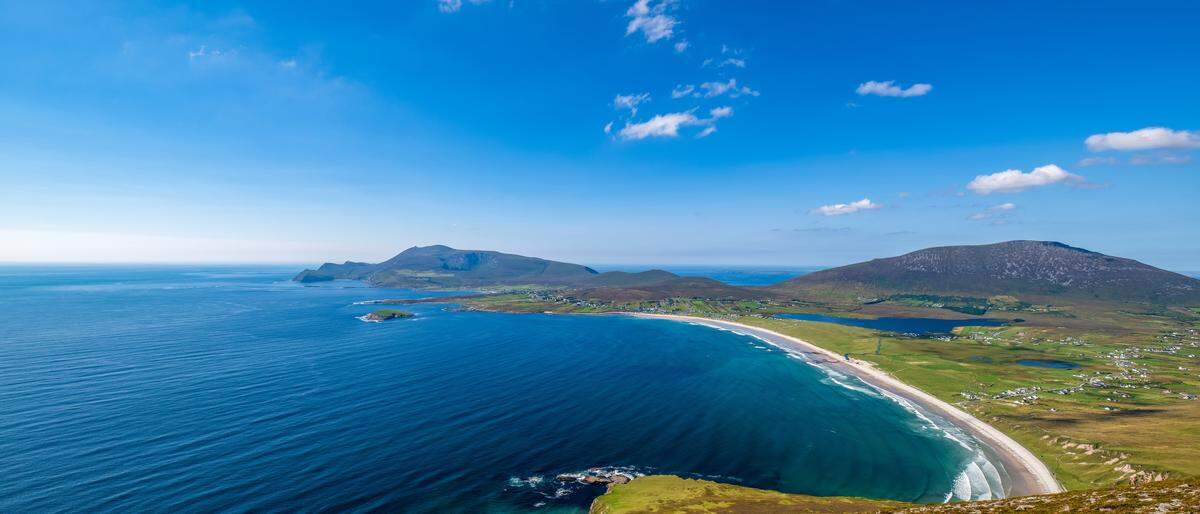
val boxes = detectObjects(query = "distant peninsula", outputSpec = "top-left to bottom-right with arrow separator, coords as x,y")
299,241 -> 1200,309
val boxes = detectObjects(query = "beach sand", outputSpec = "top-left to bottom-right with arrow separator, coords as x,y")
626,313 -> 1064,498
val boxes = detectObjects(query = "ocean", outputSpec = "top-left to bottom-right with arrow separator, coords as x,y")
0,266 -> 1003,513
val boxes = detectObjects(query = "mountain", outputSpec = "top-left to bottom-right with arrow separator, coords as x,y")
295,245 -> 601,289
771,240 -> 1200,305
585,270 -> 679,288
577,276 -> 762,302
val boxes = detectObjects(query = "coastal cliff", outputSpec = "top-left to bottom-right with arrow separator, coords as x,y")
590,475 -> 1200,513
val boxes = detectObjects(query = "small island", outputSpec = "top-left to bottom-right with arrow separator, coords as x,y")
358,309 -> 415,322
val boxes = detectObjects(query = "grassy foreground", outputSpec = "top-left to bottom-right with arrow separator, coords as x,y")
590,475 -> 905,514
591,475 -> 1200,514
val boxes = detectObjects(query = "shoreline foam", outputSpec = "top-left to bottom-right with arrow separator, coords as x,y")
623,313 -> 1063,498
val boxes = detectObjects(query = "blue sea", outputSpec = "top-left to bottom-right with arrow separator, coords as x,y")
0,266 -> 1005,513
590,265 -> 821,286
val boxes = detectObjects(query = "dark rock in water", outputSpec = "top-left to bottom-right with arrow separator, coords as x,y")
360,309 -> 414,322
557,469 -> 635,486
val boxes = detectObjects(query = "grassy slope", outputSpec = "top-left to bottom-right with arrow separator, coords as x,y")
590,475 -> 905,514
593,476 -> 1200,514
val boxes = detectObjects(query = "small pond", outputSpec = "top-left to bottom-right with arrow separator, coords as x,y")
1016,359 -> 1080,370
774,312 -> 1007,335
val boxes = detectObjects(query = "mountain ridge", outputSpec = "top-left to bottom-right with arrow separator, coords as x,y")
294,245 -> 603,289
770,240 -> 1200,305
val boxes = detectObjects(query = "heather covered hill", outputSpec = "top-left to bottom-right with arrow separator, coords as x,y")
771,241 -> 1200,305
294,245 -> 600,288
584,269 -> 679,288
576,276 -> 763,302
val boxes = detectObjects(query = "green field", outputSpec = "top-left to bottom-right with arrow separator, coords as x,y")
590,475 -> 903,514
592,475 -> 1200,513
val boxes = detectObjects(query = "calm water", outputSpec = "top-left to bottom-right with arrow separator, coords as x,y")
1017,359 -> 1080,370
590,265 -> 820,286
0,266 -> 1004,513
775,313 -> 1007,335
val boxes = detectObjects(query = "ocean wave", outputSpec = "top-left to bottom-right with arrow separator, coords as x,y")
947,459 -> 998,501
506,475 -> 545,488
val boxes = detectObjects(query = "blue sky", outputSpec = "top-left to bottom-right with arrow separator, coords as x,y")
1,1 -> 1198,269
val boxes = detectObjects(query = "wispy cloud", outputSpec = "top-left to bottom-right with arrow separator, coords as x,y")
968,202 -> 1017,221
812,198 -> 881,216
1130,153 -> 1193,166
613,92 -> 650,115
855,80 -> 932,98
671,84 -> 695,98
967,164 -> 1082,194
673,40 -> 689,53
187,45 -> 238,62
708,106 -> 732,119
671,80 -> 758,99
1085,127 -> 1200,152
1078,156 -> 1116,167
625,0 -> 679,43
438,0 -> 490,13
618,112 -> 698,140
617,106 -> 733,141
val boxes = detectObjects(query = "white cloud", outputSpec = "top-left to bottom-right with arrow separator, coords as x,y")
671,84 -> 695,98
719,58 -> 745,68
812,198 -> 881,216
438,0 -> 489,13
968,202 -> 1017,221
1078,156 -> 1117,167
187,45 -> 237,62
278,58 -> 297,69
625,0 -> 678,43
855,80 -> 932,98
603,121 -> 614,135
1085,127 -> 1200,152
674,40 -> 689,53
618,112 -> 699,140
698,78 -> 759,98
966,164 -> 1082,194
617,106 -> 733,141
1130,153 -> 1193,166
613,92 -> 650,115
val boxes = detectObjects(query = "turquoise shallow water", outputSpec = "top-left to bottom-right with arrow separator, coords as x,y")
0,266 -> 1002,513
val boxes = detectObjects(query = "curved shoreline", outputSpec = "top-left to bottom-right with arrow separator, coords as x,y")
623,313 -> 1063,498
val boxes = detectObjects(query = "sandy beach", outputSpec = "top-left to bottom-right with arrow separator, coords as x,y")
625,313 -> 1064,498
